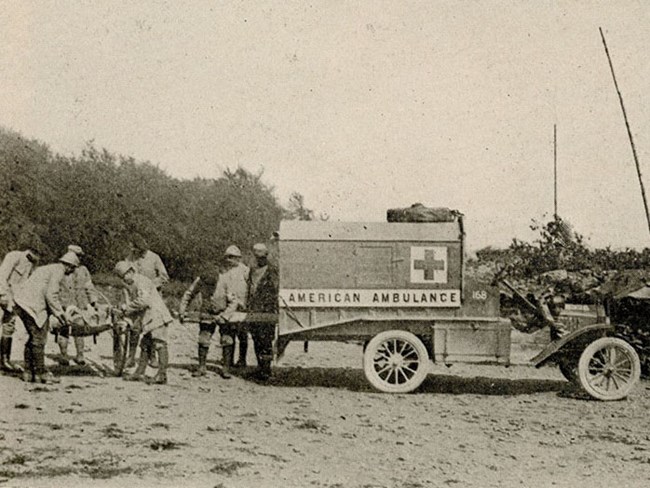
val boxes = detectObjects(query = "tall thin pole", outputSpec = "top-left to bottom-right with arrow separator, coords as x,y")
554,124 -> 558,218
599,27 -> 650,236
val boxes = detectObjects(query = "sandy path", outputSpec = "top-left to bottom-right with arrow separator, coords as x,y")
1,322 -> 650,488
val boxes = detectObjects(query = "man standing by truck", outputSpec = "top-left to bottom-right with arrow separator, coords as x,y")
0,241 -> 41,373
211,245 -> 249,378
247,243 -> 279,381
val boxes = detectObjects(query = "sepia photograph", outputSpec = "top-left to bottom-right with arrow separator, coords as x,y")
1,1 -> 650,487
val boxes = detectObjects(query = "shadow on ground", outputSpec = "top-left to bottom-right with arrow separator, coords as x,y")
419,373 -> 566,396
37,357 -> 570,398
250,366 -> 568,396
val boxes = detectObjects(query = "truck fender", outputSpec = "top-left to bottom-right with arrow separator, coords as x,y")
530,323 -> 614,368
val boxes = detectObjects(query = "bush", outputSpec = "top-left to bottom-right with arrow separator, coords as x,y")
0,127 -> 309,280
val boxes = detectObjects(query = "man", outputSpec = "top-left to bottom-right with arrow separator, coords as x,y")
178,267 -> 220,378
211,245 -> 249,378
127,234 -> 169,291
125,234 -> 169,368
114,260 -> 172,384
13,252 -> 79,384
0,243 -> 41,372
247,243 -> 279,381
55,245 -> 98,366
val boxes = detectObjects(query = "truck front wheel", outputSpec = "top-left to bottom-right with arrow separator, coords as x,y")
363,330 -> 430,393
578,337 -> 640,401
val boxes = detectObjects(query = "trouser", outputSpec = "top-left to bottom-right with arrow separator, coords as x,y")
126,321 -> 143,365
192,322 -> 216,375
134,332 -> 168,380
236,325 -> 248,365
140,332 -> 155,357
15,307 -> 49,378
1,307 -> 18,371
219,323 -> 237,369
133,333 -> 164,368
198,322 -> 217,347
134,322 -> 160,367
1,307 -> 17,338
250,322 -> 275,373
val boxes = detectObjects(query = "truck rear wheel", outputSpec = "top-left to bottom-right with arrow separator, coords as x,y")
363,330 -> 429,393
578,337 -> 640,401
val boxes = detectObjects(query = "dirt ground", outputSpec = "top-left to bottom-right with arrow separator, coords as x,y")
1,322 -> 650,488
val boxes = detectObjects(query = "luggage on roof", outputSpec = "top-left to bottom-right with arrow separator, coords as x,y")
386,203 -> 462,223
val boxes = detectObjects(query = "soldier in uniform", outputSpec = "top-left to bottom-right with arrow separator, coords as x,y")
247,243 -> 279,381
211,245 -> 249,378
0,242 -> 42,372
127,234 -> 169,290
125,234 -> 169,368
55,245 -> 98,366
114,261 -> 173,384
13,252 -> 79,384
177,266 -> 222,378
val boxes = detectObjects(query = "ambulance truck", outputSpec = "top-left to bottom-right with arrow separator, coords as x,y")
274,213 -> 641,400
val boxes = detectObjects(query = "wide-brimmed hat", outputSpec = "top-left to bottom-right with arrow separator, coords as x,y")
59,252 -> 80,267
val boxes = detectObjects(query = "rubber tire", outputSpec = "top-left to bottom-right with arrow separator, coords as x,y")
578,337 -> 641,401
363,330 -> 429,393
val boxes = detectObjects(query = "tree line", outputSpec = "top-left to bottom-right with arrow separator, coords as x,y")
472,215 -> 650,279
0,127 -> 310,281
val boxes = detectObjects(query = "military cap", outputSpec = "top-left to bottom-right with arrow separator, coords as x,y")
114,260 -> 135,277
68,244 -> 84,255
252,243 -> 268,255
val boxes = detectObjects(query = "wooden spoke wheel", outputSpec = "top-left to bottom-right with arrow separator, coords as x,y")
363,330 -> 429,393
578,337 -> 640,401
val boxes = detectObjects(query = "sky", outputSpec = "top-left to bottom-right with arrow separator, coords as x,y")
2,0 -> 650,251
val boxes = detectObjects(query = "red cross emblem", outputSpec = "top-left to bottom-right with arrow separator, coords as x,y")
413,249 -> 445,280
411,246 -> 447,283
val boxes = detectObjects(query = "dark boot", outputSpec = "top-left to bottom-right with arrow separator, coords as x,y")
220,345 -> 233,379
1,336 -> 19,372
23,342 -> 35,382
253,358 -> 272,382
73,337 -> 86,365
57,336 -> 71,366
147,345 -> 168,385
33,344 -> 60,384
6,337 -> 21,372
125,330 -> 139,368
192,345 -> 209,377
236,336 -> 248,368
124,349 -> 148,381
